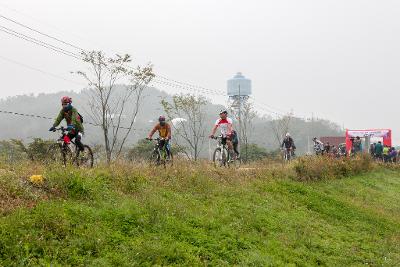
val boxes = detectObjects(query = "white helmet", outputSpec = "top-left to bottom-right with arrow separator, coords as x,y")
285,133 -> 290,137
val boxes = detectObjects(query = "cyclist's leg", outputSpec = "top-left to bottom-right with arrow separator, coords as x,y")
73,131 -> 85,151
233,141 -> 240,157
158,139 -> 165,150
226,139 -> 233,150
226,139 -> 235,160
165,140 -> 171,159
158,139 -> 167,157
67,131 -> 82,151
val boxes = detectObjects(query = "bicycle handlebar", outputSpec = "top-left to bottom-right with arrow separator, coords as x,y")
147,137 -> 167,141
210,135 -> 224,140
50,126 -> 66,132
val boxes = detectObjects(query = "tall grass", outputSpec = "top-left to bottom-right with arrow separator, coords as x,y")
293,154 -> 374,181
0,157 -> 398,266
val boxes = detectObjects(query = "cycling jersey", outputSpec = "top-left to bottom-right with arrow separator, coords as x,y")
150,123 -> 171,139
53,107 -> 84,133
215,117 -> 233,137
282,137 -> 295,149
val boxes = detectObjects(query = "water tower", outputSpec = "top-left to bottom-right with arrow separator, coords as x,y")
227,72 -> 252,115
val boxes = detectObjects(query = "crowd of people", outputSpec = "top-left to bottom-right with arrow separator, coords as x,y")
349,136 -> 399,163
313,136 -> 399,163
369,142 -> 398,163
312,138 -> 346,158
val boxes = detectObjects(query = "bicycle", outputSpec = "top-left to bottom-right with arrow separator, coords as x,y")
211,135 -> 239,167
47,127 -> 94,168
148,138 -> 173,167
282,147 -> 295,162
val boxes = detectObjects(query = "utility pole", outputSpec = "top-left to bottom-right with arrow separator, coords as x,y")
238,84 -> 242,159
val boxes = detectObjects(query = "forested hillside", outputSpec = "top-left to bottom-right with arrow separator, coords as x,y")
0,87 -> 342,156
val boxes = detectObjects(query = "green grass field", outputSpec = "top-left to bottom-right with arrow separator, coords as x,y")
0,160 -> 399,266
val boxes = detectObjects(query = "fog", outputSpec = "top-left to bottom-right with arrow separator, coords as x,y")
1,0 -> 400,142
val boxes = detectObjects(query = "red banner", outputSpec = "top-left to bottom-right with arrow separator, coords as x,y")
345,129 -> 392,152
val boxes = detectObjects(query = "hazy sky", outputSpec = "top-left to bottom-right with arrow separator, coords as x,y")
1,1 -> 400,142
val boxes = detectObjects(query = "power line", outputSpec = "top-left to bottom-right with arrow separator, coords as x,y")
0,54 -> 86,86
156,75 -> 226,96
0,24 -> 81,58
0,109 -> 142,131
0,4 -> 111,53
0,11 -> 303,119
0,24 -> 287,118
249,96 -> 288,114
152,77 -> 289,117
252,102 -> 284,117
0,11 -> 288,117
0,14 -> 85,51
151,78 -> 226,97
0,26 -> 82,60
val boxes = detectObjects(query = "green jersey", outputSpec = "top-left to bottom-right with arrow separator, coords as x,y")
53,107 -> 84,133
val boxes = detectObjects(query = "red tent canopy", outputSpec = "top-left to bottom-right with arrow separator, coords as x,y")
345,129 -> 392,152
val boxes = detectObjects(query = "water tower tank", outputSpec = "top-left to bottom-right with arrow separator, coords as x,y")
227,72 -> 252,96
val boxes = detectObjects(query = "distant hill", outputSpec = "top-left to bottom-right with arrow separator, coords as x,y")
0,86 -> 343,155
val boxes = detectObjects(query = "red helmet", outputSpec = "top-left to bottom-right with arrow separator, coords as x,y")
158,115 -> 166,122
61,96 -> 72,104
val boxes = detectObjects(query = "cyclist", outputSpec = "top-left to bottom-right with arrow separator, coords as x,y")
313,137 -> 324,155
209,110 -> 236,160
352,136 -> 362,154
282,133 -> 296,156
147,116 -> 172,159
231,129 -> 240,159
49,96 -> 84,151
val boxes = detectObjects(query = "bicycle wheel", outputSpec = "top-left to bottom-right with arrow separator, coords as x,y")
150,149 -> 161,166
47,143 -> 72,166
165,150 -> 173,167
62,145 -> 74,167
285,151 -> 291,162
230,153 -> 241,168
213,148 -> 222,167
46,143 -> 64,165
160,148 -> 167,168
213,148 -> 228,167
76,145 -> 94,168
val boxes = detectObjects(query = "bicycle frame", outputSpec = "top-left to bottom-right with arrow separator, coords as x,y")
49,127 -> 94,168
283,147 -> 294,161
55,127 -> 78,153
212,135 -> 231,166
215,136 -> 228,154
150,137 -> 169,164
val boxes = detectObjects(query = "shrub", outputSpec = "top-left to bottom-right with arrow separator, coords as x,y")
293,154 -> 374,181
44,167 -> 111,200
240,144 -> 281,162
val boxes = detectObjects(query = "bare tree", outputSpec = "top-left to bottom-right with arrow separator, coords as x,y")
271,113 -> 293,149
77,50 -> 154,163
230,101 -> 257,162
161,94 -> 207,161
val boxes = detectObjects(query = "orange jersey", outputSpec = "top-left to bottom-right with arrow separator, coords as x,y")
150,123 -> 171,139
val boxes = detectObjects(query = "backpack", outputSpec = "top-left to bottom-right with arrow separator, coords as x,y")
78,112 -> 84,123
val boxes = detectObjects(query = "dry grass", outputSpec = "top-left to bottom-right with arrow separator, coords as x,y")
293,154 -> 374,181
0,156 -> 375,213
0,157 -> 399,266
